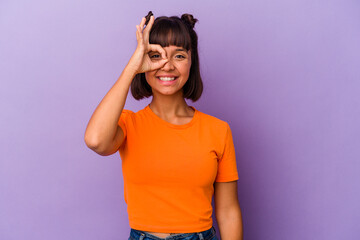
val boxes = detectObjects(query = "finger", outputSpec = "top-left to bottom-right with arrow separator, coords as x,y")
139,17 -> 146,31
149,44 -> 167,59
151,59 -> 169,70
136,25 -> 139,40
136,25 -> 143,41
138,17 -> 145,27
143,15 -> 154,34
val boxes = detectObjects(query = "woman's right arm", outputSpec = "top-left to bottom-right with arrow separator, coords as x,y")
84,15 -> 168,156
84,65 -> 136,156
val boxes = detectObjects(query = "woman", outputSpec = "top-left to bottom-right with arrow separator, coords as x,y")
84,12 -> 243,240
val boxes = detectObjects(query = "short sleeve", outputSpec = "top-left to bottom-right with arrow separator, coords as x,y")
117,109 -> 134,141
215,123 -> 239,182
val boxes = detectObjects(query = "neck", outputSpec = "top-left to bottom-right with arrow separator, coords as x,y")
149,92 -> 193,118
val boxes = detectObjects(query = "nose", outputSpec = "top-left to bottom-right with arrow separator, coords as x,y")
160,59 -> 175,71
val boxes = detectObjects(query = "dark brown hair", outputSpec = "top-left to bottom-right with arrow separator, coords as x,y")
130,13 -> 203,102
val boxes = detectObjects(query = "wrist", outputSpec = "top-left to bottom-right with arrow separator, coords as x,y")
124,64 -> 140,77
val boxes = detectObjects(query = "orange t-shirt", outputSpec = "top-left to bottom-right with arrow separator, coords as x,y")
118,104 -> 239,233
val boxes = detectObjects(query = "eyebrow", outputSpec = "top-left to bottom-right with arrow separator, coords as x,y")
175,48 -> 186,52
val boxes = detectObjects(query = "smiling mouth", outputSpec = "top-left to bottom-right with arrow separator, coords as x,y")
157,77 -> 178,81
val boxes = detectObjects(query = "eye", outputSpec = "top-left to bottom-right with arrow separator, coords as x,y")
150,54 -> 160,59
175,55 -> 185,59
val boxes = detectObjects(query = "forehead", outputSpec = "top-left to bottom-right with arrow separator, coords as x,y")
163,45 -> 190,52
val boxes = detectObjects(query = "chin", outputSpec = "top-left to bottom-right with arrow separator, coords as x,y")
153,88 -> 184,96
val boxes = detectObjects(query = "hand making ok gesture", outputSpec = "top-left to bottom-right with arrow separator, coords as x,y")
127,15 -> 169,74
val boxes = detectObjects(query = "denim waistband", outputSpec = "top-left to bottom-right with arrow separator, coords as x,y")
129,226 -> 217,240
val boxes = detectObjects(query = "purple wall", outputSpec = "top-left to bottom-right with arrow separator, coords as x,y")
1,0 -> 359,239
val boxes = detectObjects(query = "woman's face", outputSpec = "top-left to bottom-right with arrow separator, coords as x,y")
145,45 -> 192,96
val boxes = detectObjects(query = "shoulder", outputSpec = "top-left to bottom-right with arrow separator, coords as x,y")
120,109 -> 135,118
121,108 -> 145,116
198,110 -> 229,126
197,110 -> 230,132
119,107 -> 149,123
120,109 -> 135,117
118,108 -> 138,124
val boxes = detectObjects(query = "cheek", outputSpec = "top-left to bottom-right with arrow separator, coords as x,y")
176,62 -> 191,75
145,72 -> 155,81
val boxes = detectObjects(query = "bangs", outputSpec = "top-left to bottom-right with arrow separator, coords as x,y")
149,17 -> 192,51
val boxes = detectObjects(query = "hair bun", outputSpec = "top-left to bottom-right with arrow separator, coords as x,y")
181,13 -> 198,29
144,11 -> 153,26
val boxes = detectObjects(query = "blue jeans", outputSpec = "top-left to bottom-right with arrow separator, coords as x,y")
128,226 -> 218,240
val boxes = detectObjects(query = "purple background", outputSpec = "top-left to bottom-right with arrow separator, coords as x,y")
1,0 -> 359,239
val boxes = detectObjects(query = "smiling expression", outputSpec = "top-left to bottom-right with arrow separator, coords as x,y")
145,45 -> 192,96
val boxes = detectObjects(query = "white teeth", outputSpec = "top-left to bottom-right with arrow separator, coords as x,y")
159,77 -> 176,81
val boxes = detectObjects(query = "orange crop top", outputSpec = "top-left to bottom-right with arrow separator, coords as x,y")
118,104 -> 239,233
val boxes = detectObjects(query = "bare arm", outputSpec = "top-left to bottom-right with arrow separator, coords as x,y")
84,66 -> 136,156
214,181 -> 243,240
84,15 -> 168,156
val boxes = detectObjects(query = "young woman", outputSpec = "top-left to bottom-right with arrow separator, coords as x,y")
85,12 -> 243,240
